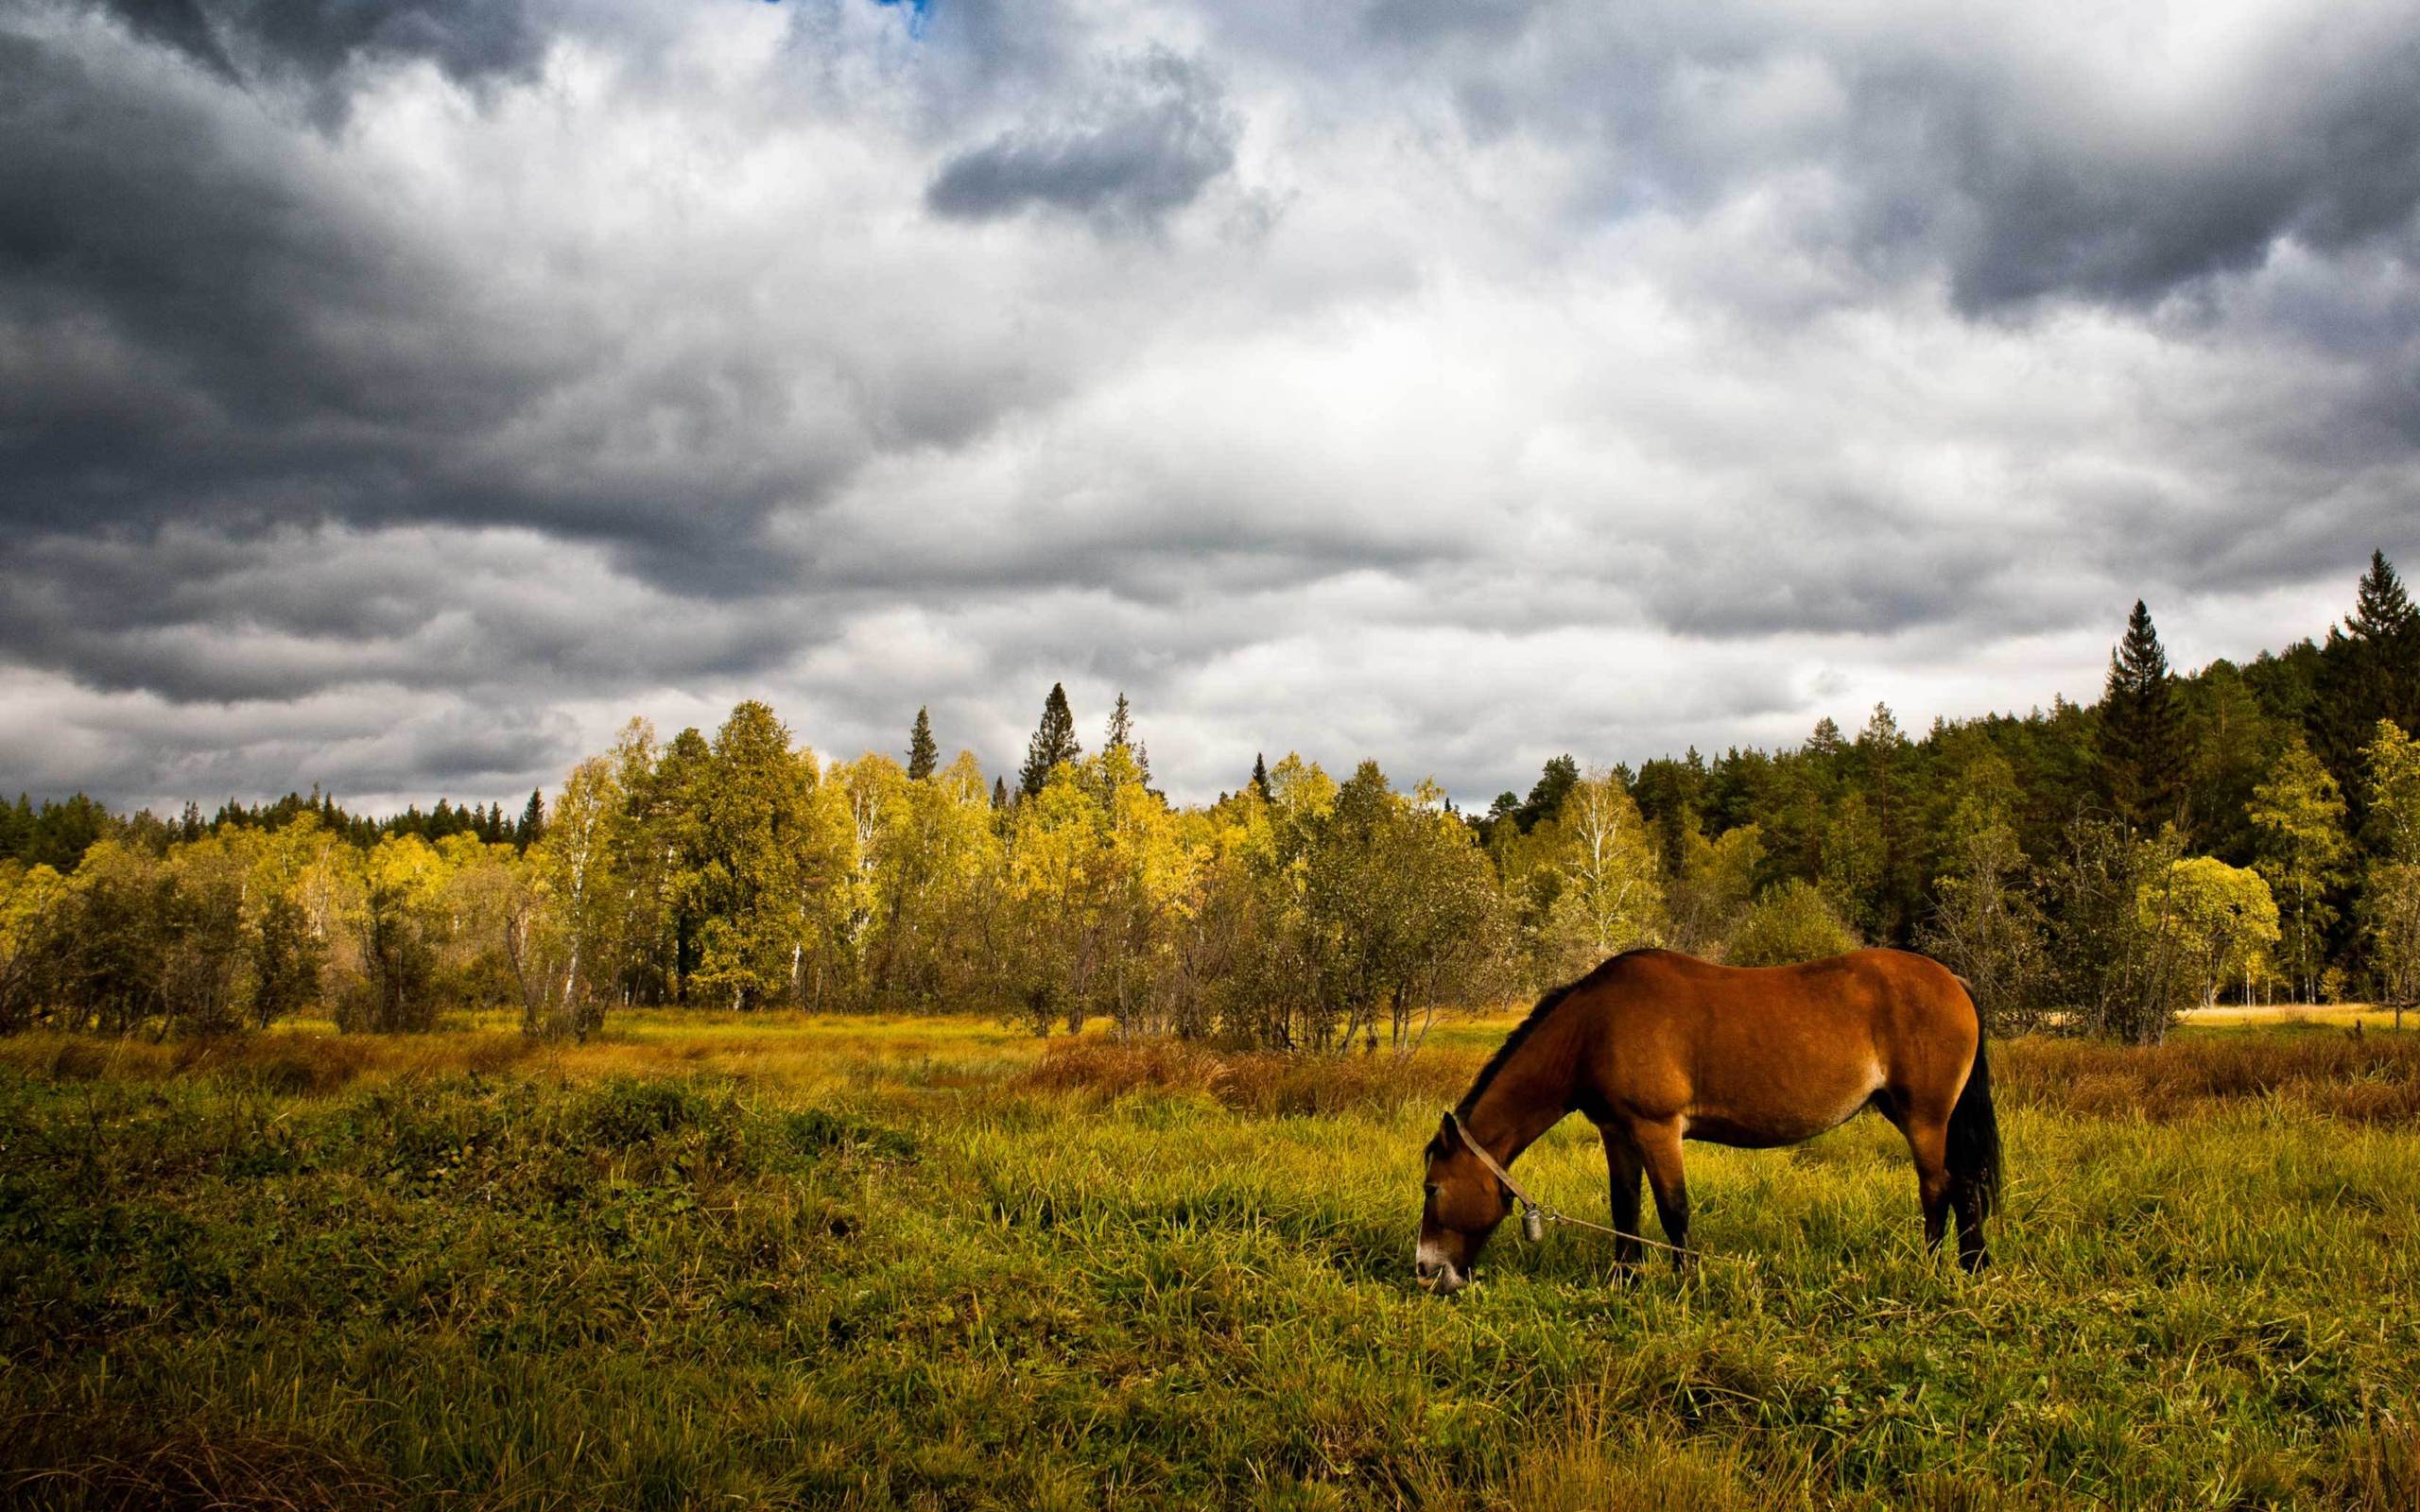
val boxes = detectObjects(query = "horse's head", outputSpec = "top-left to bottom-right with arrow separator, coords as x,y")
1416,1111 -> 1512,1294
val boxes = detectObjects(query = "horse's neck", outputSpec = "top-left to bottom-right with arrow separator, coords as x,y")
1464,1014 -> 1584,1168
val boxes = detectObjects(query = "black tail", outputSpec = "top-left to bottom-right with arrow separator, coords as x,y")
1945,1006 -> 2000,1222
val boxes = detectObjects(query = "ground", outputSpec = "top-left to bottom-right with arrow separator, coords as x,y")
2,1010 -> 2415,1510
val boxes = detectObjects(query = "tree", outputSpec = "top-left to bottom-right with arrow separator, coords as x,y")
1853,703 -> 1915,936
515,756 -> 624,1038
1516,755 -> 1580,833
2316,552 -> 2420,798
688,701 -> 850,1010
1019,683 -> 1082,798
2040,816 -> 2192,1044
2098,600 -> 2187,833
907,707 -> 939,782
2181,660 -> 2279,862
160,834 -> 252,1036
2364,720 -> 2420,1028
515,789 -> 546,850
250,892 -> 323,1029
1666,822 -> 1761,957
0,863 -> 70,1033
1725,880 -> 1858,967
2152,856 -> 2279,1008
1251,753 -> 1271,802
340,836 -> 445,1033
2246,736 -> 2350,1004
1919,752 -> 2046,1031
2365,720 -> 2420,864
1102,692 -> 1150,786
1537,767 -> 1665,981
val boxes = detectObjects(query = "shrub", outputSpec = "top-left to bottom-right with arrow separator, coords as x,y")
1724,881 -> 1858,967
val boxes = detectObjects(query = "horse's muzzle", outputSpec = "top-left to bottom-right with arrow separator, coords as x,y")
1413,1245 -> 1467,1294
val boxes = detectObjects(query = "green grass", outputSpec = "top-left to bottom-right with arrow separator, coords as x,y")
3,1017 -> 2416,1509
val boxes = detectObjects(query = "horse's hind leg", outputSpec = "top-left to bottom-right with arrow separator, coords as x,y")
1951,1181 -> 1989,1272
1876,1091 -> 1954,1256
1902,1113 -> 1955,1257
1633,1119 -> 1692,1269
1599,1127 -> 1646,1278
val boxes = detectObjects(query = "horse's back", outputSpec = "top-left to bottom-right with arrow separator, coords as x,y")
1581,949 -> 1978,1144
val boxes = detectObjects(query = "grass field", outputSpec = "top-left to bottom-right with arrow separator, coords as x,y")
4,1012 -> 2417,1510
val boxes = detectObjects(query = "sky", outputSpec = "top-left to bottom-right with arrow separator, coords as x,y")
3,0 -> 2417,814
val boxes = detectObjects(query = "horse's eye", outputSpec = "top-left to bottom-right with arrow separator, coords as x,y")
1424,1183 -> 1440,1200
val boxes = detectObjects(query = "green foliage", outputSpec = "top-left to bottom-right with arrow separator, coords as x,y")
2248,737 -> 2350,1004
906,705 -> 939,782
2041,818 -> 2193,1044
1017,682 -> 1082,798
1725,880 -> 1859,967
2148,856 -> 2279,1008
2098,600 -> 2188,833
1919,752 -> 2046,1031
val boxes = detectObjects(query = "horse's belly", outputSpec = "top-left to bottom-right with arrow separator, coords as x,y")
1683,1069 -> 1883,1147
1683,1108 -> 1867,1148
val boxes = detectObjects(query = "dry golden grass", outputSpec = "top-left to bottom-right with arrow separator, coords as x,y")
1014,1036 -> 1479,1116
16,1013 -> 2420,1131
3,1412 -> 404,1512
1998,1029 -> 2420,1126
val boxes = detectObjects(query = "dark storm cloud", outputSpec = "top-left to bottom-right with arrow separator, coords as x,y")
85,0 -> 545,93
90,0 -> 236,78
1345,0 -> 2420,314
0,29 -> 553,524
0,14 -> 870,596
1898,42 -> 2420,311
925,50 -> 1237,228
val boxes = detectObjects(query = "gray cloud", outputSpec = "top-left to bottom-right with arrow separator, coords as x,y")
84,0 -> 544,94
926,50 -> 1238,228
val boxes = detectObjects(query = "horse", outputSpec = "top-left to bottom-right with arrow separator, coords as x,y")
1415,947 -> 1998,1294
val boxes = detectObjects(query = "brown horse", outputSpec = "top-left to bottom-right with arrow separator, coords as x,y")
1416,948 -> 1997,1293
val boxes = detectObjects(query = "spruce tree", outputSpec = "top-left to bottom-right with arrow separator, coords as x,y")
907,706 -> 939,782
517,788 -> 546,850
1103,693 -> 1150,783
2315,551 -> 2419,793
2098,599 -> 2187,831
1251,752 -> 1271,801
1517,755 -> 1580,832
991,775 -> 1009,810
1018,683 -> 1081,796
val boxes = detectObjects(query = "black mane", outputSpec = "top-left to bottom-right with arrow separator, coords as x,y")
1451,951 -> 1654,1120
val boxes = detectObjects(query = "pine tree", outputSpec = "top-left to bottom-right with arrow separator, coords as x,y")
2315,551 -> 2420,796
1102,693 -> 1150,784
1018,683 -> 1081,797
991,775 -> 1009,810
1251,753 -> 1271,801
1516,755 -> 1580,833
2098,600 -> 2187,832
517,788 -> 546,850
907,707 -> 939,782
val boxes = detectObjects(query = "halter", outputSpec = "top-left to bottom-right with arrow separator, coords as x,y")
1443,1109 -> 1703,1260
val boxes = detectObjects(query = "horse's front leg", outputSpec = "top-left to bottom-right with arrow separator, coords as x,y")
1599,1126 -> 1645,1280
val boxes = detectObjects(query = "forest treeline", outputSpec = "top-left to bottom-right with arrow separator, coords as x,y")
4,554 -> 2419,1048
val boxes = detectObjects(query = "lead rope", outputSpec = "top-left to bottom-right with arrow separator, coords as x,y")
1446,1109 -> 1712,1263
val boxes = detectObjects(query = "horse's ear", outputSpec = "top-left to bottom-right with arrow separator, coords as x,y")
1437,1111 -> 1459,1147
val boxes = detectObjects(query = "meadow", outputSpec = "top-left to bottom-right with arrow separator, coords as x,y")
3,1011 -> 2417,1511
